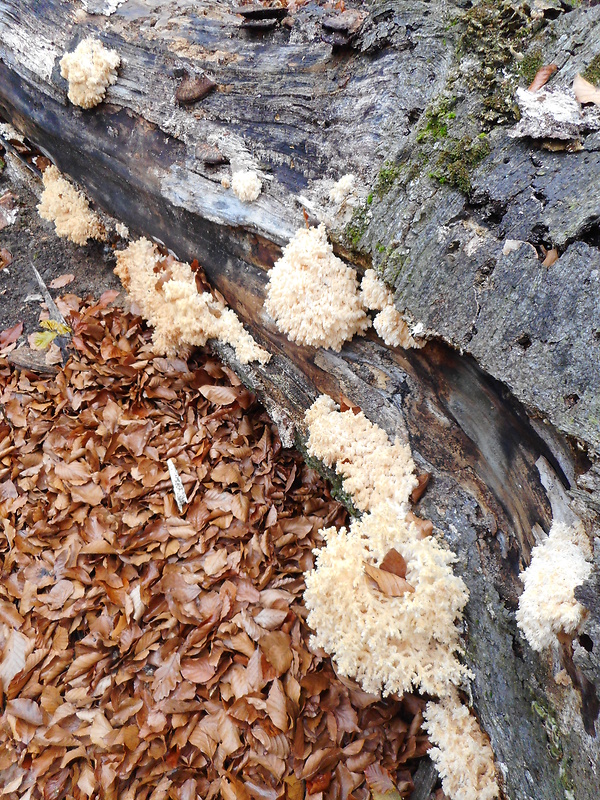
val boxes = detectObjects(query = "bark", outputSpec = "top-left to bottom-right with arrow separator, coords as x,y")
1,1 -> 600,797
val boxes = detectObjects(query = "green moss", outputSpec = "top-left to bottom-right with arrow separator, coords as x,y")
344,203 -> 370,252
373,161 -> 403,199
519,48 -> 544,85
428,134 -> 491,194
531,700 -> 563,761
582,53 -> 600,86
295,434 -> 360,518
416,98 -> 457,143
459,0 -> 536,128
0,156 -> 4,172
531,698 -> 576,793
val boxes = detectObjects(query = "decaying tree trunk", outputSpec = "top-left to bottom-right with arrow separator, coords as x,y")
1,1 -> 600,797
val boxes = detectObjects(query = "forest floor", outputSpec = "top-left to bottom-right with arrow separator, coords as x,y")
0,142 -> 440,800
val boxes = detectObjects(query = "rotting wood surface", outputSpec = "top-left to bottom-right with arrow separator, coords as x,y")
1,1 -> 600,798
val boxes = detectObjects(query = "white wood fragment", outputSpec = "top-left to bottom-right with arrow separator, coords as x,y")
167,458 -> 188,512
509,86 -> 600,140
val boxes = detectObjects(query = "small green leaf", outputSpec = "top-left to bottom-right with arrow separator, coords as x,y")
32,330 -> 58,350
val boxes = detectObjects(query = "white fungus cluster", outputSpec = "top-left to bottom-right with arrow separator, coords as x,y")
37,165 -> 106,245
424,695 -> 500,800
516,520 -> 592,651
303,394 -> 499,800
304,505 -> 471,698
265,226 -> 422,353
114,238 -> 270,364
329,173 -> 355,205
264,224 -> 369,351
361,269 -> 422,349
231,170 -> 262,203
305,394 -> 416,513
60,38 -> 120,109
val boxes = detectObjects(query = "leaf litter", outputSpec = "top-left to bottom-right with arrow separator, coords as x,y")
0,295 -> 433,799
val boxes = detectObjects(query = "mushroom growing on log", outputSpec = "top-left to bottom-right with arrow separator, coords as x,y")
1,1 -> 600,798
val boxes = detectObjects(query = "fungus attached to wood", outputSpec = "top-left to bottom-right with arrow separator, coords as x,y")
303,394 -> 500,800
37,165 -> 106,245
231,170 -> 262,203
265,224 -> 370,351
516,520 -> 592,651
424,695 -> 500,800
59,38 -> 120,109
361,269 -> 423,349
114,238 -> 270,364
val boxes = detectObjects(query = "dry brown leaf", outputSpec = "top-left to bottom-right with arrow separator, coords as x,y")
200,385 -> 240,406
69,481 -> 104,506
49,273 -> 75,289
181,657 -> 217,684
220,776 -> 252,800
406,511 -> 434,538
153,653 -> 182,701
364,563 -> 415,597
231,493 -> 250,522
0,321 -> 23,350
573,73 -> 600,105
54,459 -> 93,485
410,472 -> 431,504
266,678 -> 289,731
528,63 -> 557,92
379,548 -> 407,579
5,698 -> 43,725
542,247 -> 559,267
284,775 -> 305,800
259,631 -> 293,676
0,247 -> 12,268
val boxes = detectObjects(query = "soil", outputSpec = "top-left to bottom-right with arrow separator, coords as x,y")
0,153 -> 121,335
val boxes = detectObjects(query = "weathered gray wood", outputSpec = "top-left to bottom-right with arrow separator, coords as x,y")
1,1 -> 600,798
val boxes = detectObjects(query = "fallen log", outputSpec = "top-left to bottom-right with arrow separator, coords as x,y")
1,1 -> 599,797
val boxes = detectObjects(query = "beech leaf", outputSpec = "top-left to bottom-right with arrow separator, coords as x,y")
0,321 -> 22,349
379,548 -> 407,579
31,330 -> 57,350
528,64 -> 557,92
364,563 -> 415,597
573,73 -> 600,106
199,384 -> 239,405
40,319 -> 71,334
259,631 -> 293,675
48,273 -> 75,289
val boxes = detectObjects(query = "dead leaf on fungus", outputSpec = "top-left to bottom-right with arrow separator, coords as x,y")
0,295 -> 427,799
380,548 -> 408,579
364,563 -> 415,597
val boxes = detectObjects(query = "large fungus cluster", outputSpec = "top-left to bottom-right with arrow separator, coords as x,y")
516,520 -> 592,651
265,226 -> 423,353
60,38 -> 121,109
264,224 -> 370,351
114,238 -> 270,364
37,165 -> 106,246
303,395 -> 500,800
